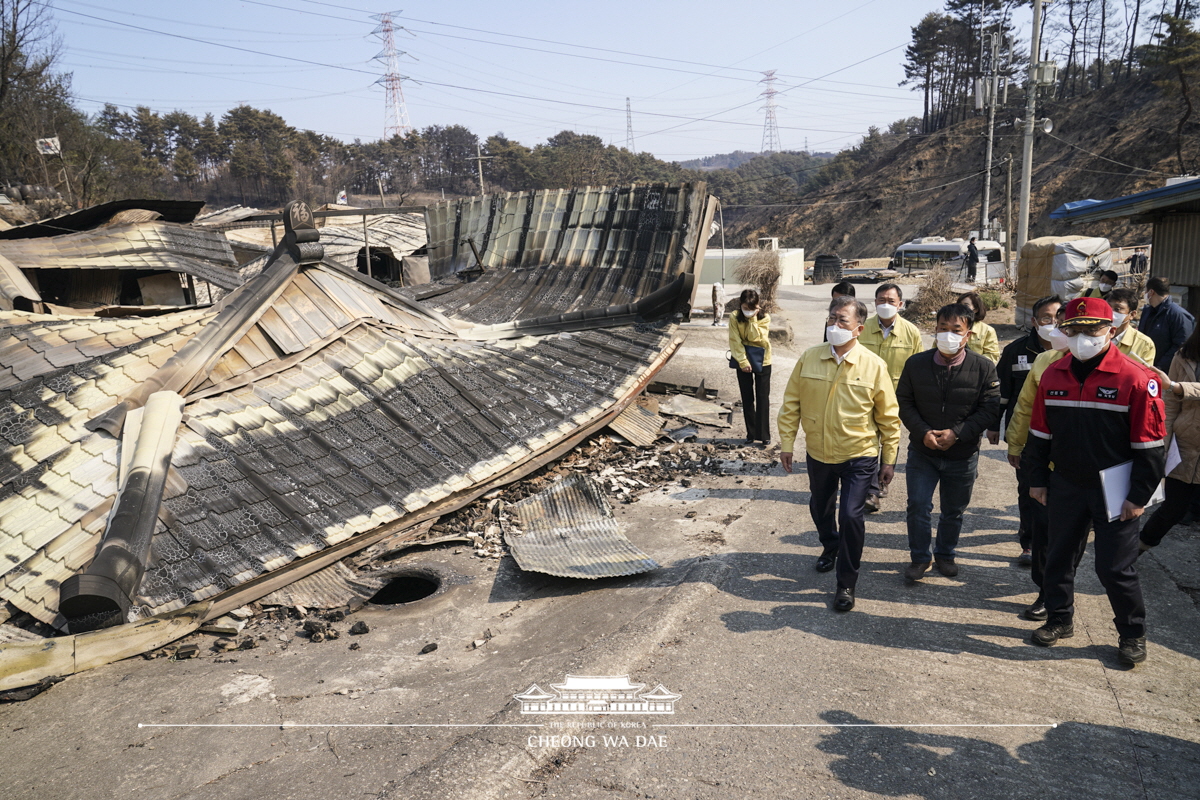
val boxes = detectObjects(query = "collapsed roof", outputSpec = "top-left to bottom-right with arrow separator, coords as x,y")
0,184 -> 715,664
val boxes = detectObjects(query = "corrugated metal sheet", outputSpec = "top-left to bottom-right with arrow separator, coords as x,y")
258,562 -> 383,609
505,474 -> 659,579
1153,213 -> 1200,286
607,402 -> 664,446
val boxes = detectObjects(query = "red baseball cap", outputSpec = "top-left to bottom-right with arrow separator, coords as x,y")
1062,296 -> 1113,325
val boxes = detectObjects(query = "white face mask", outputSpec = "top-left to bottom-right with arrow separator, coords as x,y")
1099,283 -> 1113,293
826,325 -> 855,347
1036,323 -> 1057,341
876,303 -> 899,319
1111,310 -> 1128,327
1045,327 -> 1070,351
935,331 -> 965,355
1068,332 -> 1108,361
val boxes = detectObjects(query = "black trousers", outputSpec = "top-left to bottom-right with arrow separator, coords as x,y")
1020,466 -> 1085,600
1044,473 -> 1145,638
736,364 -> 772,442
966,260 -> 978,281
1140,477 -> 1200,547
807,454 -> 876,591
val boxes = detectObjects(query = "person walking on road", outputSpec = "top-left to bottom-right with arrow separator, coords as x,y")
1107,288 -> 1156,365
958,292 -> 1000,363
896,303 -> 1001,582
1139,277 -> 1195,371
859,282 -> 923,513
778,296 -> 902,613
729,288 -> 773,445
965,237 -> 980,283
1022,297 -> 1166,666
991,295 -> 1062,568
1139,324 -> 1200,554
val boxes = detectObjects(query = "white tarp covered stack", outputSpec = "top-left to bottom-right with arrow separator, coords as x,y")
1015,236 -> 1112,328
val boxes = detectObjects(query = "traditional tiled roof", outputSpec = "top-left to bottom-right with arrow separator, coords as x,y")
0,183 -> 715,639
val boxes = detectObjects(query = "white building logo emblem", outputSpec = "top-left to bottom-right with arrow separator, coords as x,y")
514,674 -> 681,715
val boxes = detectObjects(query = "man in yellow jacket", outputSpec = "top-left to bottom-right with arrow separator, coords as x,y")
778,296 -> 902,612
858,282 -> 923,511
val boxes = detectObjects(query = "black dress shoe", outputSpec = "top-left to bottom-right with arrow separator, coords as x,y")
1118,636 -> 1147,666
833,587 -> 855,612
1031,621 -> 1074,646
815,553 -> 837,573
1020,601 -> 1048,621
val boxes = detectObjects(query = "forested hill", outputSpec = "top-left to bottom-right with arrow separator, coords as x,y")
720,77 -> 1200,258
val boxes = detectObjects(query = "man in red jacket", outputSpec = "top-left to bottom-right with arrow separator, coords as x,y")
1022,297 -> 1166,667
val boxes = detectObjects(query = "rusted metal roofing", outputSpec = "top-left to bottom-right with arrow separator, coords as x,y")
0,222 -> 240,288
504,474 -> 659,578
222,213 -> 426,273
0,199 -> 206,240
0,184 -> 712,677
607,402 -> 664,447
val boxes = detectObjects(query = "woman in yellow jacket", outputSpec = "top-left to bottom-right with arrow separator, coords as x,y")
959,291 -> 1000,362
729,288 -> 773,444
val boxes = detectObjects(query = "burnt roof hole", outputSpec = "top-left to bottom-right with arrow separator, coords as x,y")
368,570 -> 440,605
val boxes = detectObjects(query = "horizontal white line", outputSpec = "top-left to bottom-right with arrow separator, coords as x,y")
138,723 -> 542,728
653,723 -> 1058,728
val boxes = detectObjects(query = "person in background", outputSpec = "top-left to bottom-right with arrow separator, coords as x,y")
1139,324 -> 1200,553
859,282 -> 923,512
1082,269 -> 1120,299
711,282 -> 726,326
778,296 -> 901,613
1107,288 -> 1156,365
1126,247 -> 1148,275
1139,277 -> 1195,371
896,303 -> 1000,582
965,237 -> 980,283
990,295 -> 1063,567
1022,297 -> 1165,667
729,288 -> 773,445
958,292 -> 1000,362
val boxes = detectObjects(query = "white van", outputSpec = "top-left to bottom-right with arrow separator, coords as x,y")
891,237 -> 1004,275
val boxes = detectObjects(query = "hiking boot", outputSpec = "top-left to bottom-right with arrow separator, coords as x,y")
1031,621 -> 1075,647
1020,601 -> 1048,622
1017,548 -> 1033,567
904,560 -> 931,582
1117,637 -> 1147,666
833,586 -> 855,612
934,556 -> 959,577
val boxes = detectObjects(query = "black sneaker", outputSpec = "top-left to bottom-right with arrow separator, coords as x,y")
1020,601 -> 1048,621
1031,621 -> 1074,647
1117,637 -> 1147,666
815,552 -> 837,573
934,556 -> 959,578
1017,548 -> 1033,567
833,586 -> 855,612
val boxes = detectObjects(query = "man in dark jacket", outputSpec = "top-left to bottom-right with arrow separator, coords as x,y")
965,237 -> 980,283
1138,277 -> 1194,371
989,295 -> 1062,567
896,303 -> 1001,582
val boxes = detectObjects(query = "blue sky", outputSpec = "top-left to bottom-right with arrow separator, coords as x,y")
54,0 -> 996,160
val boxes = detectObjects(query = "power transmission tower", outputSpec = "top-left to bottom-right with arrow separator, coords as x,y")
759,70 -> 781,154
372,12 -> 412,139
625,97 -> 635,153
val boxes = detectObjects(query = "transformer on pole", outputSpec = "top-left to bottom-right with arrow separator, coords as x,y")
372,12 -> 412,140
759,70 -> 781,154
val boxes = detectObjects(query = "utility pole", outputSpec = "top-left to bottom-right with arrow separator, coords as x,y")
625,97 -> 635,153
978,27 -> 1005,240
1005,153 -> 1014,280
1017,0 -> 1045,259
471,144 -> 494,193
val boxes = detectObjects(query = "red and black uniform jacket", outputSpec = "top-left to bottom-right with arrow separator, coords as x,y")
1021,344 -> 1166,506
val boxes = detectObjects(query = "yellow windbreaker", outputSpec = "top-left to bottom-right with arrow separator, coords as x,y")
728,311 -> 773,370
777,342 -> 901,464
859,314 -> 924,389
1117,327 -> 1156,365
967,320 -> 1001,363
